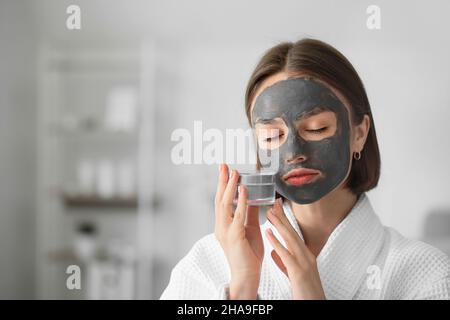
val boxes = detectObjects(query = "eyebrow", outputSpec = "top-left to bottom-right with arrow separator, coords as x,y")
295,106 -> 330,121
254,118 -> 280,125
254,107 -> 332,124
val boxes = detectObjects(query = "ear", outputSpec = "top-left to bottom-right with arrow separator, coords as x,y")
353,115 -> 371,153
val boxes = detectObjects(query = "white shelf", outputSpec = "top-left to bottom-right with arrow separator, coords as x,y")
36,45 -> 156,299
62,194 -> 138,209
51,126 -> 138,142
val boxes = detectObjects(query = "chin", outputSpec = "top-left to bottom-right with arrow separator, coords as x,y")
278,189 -> 325,205
291,197 -> 321,205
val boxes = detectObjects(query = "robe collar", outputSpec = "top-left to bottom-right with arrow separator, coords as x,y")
262,193 -> 385,300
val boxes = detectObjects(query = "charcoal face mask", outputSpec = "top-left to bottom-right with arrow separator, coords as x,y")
252,77 -> 351,204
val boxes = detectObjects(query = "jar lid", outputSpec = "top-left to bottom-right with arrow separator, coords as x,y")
238,171 -> 275,184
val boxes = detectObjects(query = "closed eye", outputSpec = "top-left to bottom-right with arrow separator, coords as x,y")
264,133 -> 285,141
305,127 -> 328,134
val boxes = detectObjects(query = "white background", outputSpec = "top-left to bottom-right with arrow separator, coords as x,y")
1,0 -> 450,298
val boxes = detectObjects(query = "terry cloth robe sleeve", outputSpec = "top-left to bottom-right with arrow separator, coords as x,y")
413,276 -> 450,300
400,241 -> 450,300
215,284 -> 263,300
159,259 -> 222,300
160,234 -> 263,300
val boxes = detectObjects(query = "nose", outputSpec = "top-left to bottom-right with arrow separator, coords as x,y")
286,154 -> 307,165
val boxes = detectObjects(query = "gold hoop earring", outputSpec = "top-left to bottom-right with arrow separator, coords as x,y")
353,151 -> 361,160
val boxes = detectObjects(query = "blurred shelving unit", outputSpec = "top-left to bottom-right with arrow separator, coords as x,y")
36,44 -> 156,299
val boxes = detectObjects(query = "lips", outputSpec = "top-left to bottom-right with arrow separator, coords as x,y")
282,168 -> 321,186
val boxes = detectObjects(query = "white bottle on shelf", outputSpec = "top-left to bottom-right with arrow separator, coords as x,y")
77,159 -> 96,196
97,160 -> 115,199
117,161 -> 135,198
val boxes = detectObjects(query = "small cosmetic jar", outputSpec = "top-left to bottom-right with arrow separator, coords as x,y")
234,171 -> 276,206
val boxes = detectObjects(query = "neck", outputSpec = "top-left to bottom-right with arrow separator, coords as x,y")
289,187 -> 358,257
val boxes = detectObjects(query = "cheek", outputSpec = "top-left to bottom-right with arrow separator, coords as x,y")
303,139 -> 349,164
306,140 -> 335,163
348,126 -> 358,150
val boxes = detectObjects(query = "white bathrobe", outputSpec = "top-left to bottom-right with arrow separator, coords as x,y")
160,194 -> 450,300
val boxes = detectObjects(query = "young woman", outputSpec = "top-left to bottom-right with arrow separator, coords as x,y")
160,39 -> 450,300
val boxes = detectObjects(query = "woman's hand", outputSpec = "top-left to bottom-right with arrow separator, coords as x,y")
265,198 -> 326,300
214,164 -> 264,300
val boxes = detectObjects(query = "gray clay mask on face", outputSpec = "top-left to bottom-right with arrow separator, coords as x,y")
252,77 -> 351,204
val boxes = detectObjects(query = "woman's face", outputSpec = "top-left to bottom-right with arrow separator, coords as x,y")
251,74 -> 355,204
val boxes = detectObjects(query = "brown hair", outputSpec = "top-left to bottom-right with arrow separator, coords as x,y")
245,38 -> 380,195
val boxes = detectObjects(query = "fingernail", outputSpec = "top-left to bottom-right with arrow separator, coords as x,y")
271,207 -> 277,216
277,200 -> 282,209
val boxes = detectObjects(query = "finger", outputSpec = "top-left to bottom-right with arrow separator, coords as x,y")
222,169 -> 239,208
232,185 -> 247,227
273,199 -> 309,254
215,163 -> 229,205
267,207 -> 306,258
265,228 -> 292,263
215,164 -> 232,229
272,199 -> 295,231
271,250 -> 288,276
245,205 -> 260,227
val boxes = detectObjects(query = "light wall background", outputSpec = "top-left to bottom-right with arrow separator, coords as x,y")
1,0 -> 450,298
